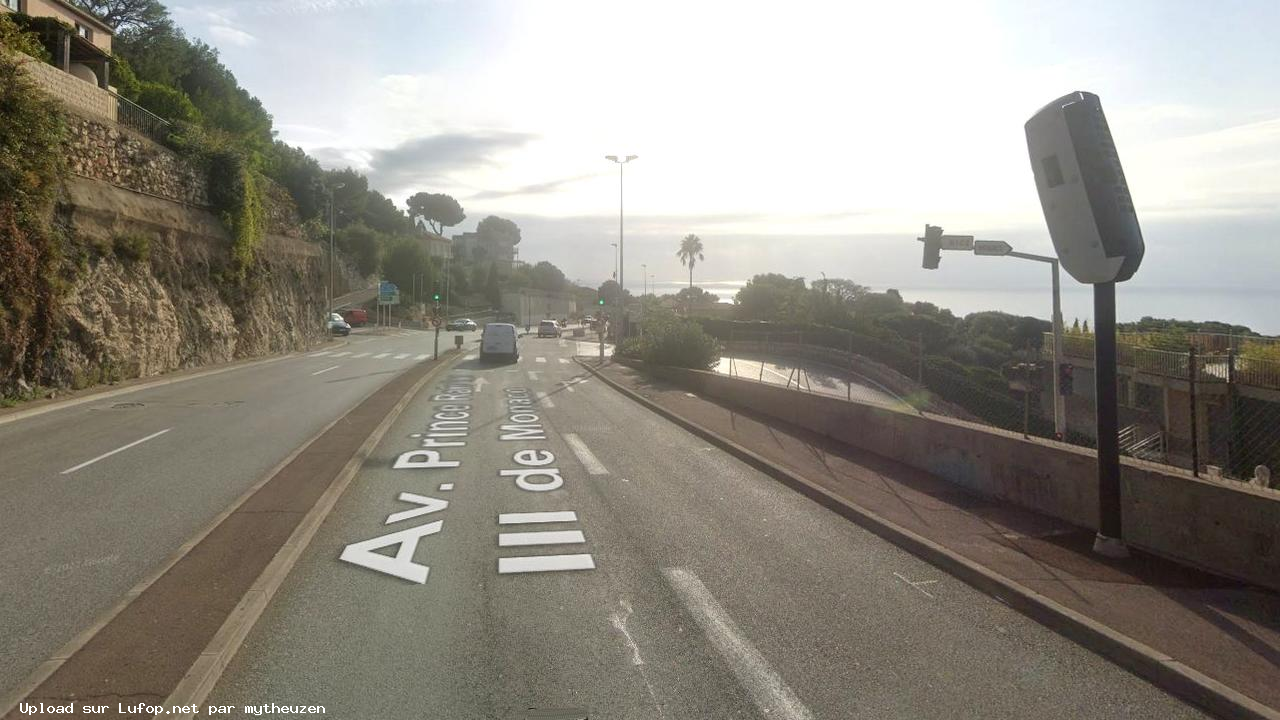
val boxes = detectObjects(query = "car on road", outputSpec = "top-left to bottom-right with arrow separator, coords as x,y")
537,320 -> 561,338
326,312 -> 351,336
340,308 -> 368,327
479,322 -> 519,363
446,318 -> 478,331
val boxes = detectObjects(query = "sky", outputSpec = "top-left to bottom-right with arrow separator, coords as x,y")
168,0 -> 1280,329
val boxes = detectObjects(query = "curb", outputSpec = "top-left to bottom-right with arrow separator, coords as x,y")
577,358 -> 1278,720
163,351 -> 462,717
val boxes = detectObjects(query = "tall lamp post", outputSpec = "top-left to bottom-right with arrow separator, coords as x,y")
325,182 -> 346,315
641,263 -> 648,297
605,155 -> 637,330
610,242 -> 619,283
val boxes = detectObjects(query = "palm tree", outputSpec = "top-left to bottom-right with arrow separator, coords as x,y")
676,234 -> 704,289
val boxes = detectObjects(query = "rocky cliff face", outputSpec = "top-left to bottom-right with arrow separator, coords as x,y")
44,176 -> 326,389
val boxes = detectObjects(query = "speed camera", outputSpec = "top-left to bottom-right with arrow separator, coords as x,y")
1025,91 -> 1144,284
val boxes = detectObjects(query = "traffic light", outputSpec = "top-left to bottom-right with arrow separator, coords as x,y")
432,292 -> 441,303
920,224 -> 943,269
598,298 -> 605,306
1058,363 -> 1074,395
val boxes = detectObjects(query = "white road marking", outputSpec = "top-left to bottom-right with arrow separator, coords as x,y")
394,353 -> 410,359
663,568 -> 815,720
439,483 -> 454,491
893,572 -> 938,599
466,354 -> 478,360
536,391 -> 555,408
415,354 -> 429,360
558,358 -> 571,364
352,352 -> 371,358
536,356 -> 547,363
308,351 -> 331,357
498,530 -> 586,547
527,370 -> 541,380
498,554 -> 595,574
558,339 -> 566,347
564,433 -> 609,475
60,428 -> 173,475
331,351 -> 352,357
498,511 -> 578,524
373,353 -> 390,359
473,377 -> 489,392
311,365 -> 340,376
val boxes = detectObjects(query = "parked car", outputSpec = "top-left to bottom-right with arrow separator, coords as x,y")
327,312 -> 351,336
340,308 -> 368,327
479,323 -> 519,363
446,318 -> 478,331
538,320 -> 561,338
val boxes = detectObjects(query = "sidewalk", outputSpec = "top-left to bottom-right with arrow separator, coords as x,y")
593,361 -> 1280,718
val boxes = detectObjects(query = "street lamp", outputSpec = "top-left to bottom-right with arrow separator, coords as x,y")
325,182 -> 346,315
641,263 -> 647,297
610,242 -> 619,282
917,226 -> 1067,437
605,154 -> 638,325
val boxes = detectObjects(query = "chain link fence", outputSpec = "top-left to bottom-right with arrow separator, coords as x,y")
683,320 -> 1278,491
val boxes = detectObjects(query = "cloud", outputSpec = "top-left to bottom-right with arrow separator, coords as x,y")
364,131 -> 537,194
251,0 -> 430,15
208,24 -> 256,46
466,174 -> 598,201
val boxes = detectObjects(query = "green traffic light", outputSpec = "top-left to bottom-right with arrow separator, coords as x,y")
598,298 -> 604,305
433,294 -> 441,301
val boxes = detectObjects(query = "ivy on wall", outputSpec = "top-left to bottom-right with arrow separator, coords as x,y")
1,15 -> 68,396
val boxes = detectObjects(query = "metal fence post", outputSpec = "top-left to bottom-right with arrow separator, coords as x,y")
1226,349 -> 1237,476
1189,345 -> 1199,477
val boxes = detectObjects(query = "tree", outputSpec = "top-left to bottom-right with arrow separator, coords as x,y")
406,192 -> 465,235
676,233 -> 705,289
675,286 -> 718,308
529,261 -> 567,293
476,215 -> 521,247
361,190 -> 411,235
484,262 -> 502,307
335,224 -> 382,277
733,273 -> 807,321
382,238 -> 435,303
71,0 -> 169,34
597,279 -> 631,307
813,277 -> 868,305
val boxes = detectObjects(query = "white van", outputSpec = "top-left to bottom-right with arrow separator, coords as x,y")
480,323 -> 519,363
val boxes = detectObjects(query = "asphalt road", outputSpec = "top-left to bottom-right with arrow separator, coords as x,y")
207,334 -> 1208,719
0,325 -> 479,699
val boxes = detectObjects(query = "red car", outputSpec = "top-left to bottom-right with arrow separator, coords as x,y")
341,308 -> 368,327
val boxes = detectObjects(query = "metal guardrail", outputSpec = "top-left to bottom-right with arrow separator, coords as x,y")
108,90 -> 171,143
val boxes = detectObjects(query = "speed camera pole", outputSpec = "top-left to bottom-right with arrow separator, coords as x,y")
1093,281 -> 1121,543
1026,91 -> 1145,558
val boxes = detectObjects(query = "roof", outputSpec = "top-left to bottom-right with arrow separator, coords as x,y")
49,0 -> 114,35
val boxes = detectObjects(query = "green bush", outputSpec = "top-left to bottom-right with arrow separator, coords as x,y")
136,81 -> 201,124
113,233 -> 151,262
1,13 -> 54,61
631,314 -> 722,370
169,123 -> 265,278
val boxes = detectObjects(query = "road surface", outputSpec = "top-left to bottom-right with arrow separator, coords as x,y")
0,326 -> 478,698
202,334 -> 1206,719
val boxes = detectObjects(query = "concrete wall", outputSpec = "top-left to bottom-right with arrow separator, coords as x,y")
16,53 -> 115,121
502,289 -> 577,324
643,364 -> 1280,592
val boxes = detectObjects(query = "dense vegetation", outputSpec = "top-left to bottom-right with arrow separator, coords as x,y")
618,311 -> 722,371
0,15 -> 68,396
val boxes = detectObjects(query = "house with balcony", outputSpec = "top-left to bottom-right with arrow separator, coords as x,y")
3,0 -> 114,88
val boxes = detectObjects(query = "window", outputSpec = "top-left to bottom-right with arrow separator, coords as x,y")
2,0 -> 20,11
76,23 -> 93,41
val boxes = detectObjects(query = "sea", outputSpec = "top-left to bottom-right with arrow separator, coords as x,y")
647,282 -> 1280,336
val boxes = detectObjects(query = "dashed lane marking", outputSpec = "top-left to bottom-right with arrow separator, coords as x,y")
564,433 -> 609,475
394,353 -> 410,360
373,353 -> 390,359
536,391 -> 555,408
536,356 -> 547,363
311,365 -> 341,376
415,354 -> 429,360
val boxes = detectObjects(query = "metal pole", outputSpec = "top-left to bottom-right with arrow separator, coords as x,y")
619,161 -> 625,310
1092,281 -> 1127,557
1050,259 -> 1066,437
1189,345 -> 1199,477
327,192 -> 334,315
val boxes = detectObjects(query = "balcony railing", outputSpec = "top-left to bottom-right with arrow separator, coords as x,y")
109,90 -> 171,143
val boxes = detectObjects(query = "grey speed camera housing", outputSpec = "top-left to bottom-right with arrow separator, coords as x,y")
1025,91 -> 1144,284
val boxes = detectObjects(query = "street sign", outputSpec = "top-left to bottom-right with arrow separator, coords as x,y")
378,290 -> 400,306
939,234 -> 975,251
432,316 -> 443,328
973,240 -> 1013,256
